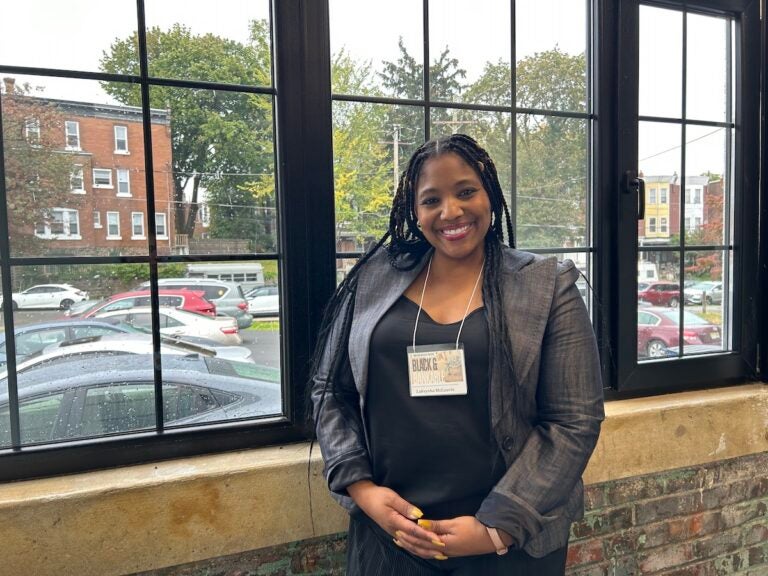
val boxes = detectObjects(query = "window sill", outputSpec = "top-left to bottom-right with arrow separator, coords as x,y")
70,190 -> 86,195
116,193 -> 132,198
106,236 -> 122,241
1,383 -> 765,576
114,150 -> 130,155
94,185 -> 113,190
131,236 -> 146,240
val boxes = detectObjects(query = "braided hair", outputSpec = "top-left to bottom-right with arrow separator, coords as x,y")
309,133 -> 518,433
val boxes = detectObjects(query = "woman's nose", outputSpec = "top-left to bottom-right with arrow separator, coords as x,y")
441,198 -> 463,220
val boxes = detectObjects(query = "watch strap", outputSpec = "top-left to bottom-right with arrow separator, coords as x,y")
486,526 -> 509,555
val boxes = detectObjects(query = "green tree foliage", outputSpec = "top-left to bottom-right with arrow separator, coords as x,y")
1,81 -> 76,255
99,21 -> 274,248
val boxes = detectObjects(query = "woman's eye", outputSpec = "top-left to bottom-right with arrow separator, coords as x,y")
420,197 -> 438,206
459,188 -> 477,198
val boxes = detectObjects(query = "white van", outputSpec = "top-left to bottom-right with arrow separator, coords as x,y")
637,261 -> 659,283
186,263 -> 265,292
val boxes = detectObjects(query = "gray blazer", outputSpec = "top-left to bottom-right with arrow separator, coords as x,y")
311,245 -> 604,558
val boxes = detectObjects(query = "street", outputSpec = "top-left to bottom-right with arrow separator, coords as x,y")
1,309 -> 282,369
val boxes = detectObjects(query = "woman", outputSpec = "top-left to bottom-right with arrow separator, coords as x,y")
311,134 -> 603,575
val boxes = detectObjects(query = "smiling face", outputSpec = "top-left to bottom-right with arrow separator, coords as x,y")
414,152 -> 492,265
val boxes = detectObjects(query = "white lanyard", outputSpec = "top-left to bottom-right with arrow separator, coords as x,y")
412,255 -> 486,349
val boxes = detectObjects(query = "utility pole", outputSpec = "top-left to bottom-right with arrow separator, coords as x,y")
433,109 -> 475,135
379,124 -> 413,192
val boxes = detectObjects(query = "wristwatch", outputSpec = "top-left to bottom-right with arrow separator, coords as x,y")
486,526 -> 509,555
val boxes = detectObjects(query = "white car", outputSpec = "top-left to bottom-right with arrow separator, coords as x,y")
245,286 -> 279,317
93,306 -> 242,346
2,284 -> 88,310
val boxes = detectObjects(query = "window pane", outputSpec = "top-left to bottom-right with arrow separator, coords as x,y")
1,75 -> 149,257
141,0 -> 272,87
639,6 -> 682,118
516,115 -> 587,249
686,13 -> 728,122
150,87 -> 276,256
684,126 -> 728,246
0,393 -> 66,446
683,250 -> 726,357
429,0 -> 511,106
333,102 -> 424,251
0,1 -> 138,74
516,0 -> 587,113
638,250 -> 681,361
639,122 -> 681,249
329,0 -> 423,98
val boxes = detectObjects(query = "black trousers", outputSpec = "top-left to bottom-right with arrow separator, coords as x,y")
346,514 -> 568,576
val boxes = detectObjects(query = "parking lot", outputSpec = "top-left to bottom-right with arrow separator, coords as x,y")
1,309 -> 282,370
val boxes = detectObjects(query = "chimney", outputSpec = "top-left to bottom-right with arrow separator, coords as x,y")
3,77 -> 15,95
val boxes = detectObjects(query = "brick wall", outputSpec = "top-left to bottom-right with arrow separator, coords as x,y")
135,451 -> 768,576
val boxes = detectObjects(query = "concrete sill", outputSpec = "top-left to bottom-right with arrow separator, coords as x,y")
0,383 -> 766,576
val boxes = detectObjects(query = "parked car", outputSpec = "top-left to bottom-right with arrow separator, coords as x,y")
94,306 -> 242,346
66,289 -> 216,319
245,286 -> 279,317
684,281 -> 723,305
137,279 -> 252,329
0,354 -> 281,445
0,284 -> 87,310
638,281 -> 681,307
0,318 -> 252,367
638,307 -> 722,358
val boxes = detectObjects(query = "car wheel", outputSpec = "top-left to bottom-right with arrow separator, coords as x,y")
11,300 -> 18,311
668,297 -> 679,308
647,339 -> 667,358
60,299 -> 74,310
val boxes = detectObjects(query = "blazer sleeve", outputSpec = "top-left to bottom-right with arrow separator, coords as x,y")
310,292 -> 373,498
476,260 -> 604,548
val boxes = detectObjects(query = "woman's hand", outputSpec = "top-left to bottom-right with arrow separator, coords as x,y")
405,516 -> 500,558
346,480 -> 447,559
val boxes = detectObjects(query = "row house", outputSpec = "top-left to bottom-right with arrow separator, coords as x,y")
3,77 -> 176,257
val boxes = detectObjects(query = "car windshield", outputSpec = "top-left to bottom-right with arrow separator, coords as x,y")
690,282 -> 717,291
637,283 -> 649,292
70,299 -> 104,315
661,310 -> 710,325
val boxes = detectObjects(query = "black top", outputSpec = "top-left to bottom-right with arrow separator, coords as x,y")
365,296 -> 505,520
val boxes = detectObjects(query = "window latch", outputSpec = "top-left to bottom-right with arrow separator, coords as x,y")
624,170 -> 646,221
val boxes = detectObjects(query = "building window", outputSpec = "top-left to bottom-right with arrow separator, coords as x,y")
155,213 -> 168,238
114,125 -> 129,153
648,217 -> 657,233
35,208 -> 81,239
695,217 -> 702,228
131,212 -> 145,239
660,217 -> 668,233
106,211 -> 120,239
93,211 -> 102,229
93,169 -> 113,188
660,188 -> 668,204
24,117 -> 40,145
649,188 -> 657,204
694,189 -> 701,203
685,187 -> 691,203
65,120 -> 80,150
116,169 -> 131,196
70,165 -> 85,193
685,217 -> 691,231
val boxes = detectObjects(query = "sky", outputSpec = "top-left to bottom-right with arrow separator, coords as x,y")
0,0 -> 730,178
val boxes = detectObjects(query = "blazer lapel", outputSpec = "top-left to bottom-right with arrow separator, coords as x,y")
348,250 -> 429,400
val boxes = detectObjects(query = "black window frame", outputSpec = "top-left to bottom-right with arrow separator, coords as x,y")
0,0 -> 764,481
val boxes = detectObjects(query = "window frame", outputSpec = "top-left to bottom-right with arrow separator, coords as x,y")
131,211 -> 145,239
155,212 -> 168,239
105,211 -> 121,240
114,125 -> 129,154
34,208 -> 81,240
64,120 -> 80,150
116,168 -> 131,196
92,168 -> 113,189
70,164 -> 85,193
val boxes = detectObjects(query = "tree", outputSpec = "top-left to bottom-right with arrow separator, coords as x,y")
685,174 -> 724,280
1,80 -> 76,255
100,21 -> 273,247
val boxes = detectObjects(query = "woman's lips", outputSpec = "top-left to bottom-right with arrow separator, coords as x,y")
438,222 -> 473,241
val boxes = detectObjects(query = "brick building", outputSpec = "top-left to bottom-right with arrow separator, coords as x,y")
3,77 -> 175,256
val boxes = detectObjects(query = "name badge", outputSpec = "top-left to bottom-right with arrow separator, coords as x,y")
406,343 -> 468,397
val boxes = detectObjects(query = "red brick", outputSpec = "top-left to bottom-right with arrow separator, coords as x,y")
571,506 -> 633,540
635,493 -> 700,525
719,498 -> 767,529
566,538 -> 604,566
692,528 -> 742,560
743,520 -> 768,547
638,542 -> 695,573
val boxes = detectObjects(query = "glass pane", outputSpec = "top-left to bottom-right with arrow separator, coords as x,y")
142,0 -> 272,86
638,250 -> 681,361
150,88 -> 276,255
686,13 -> 728,122
330,0 -> 423,98
0,268 -> 9,448
516,115 -> 587,249
682,250 -> 725,356
638,122 -> 681,248
0,1 -> 138,74
429,0 -> 511,106
684,126 -> 728,246
333,102 -> 424,250
157,259 -> 282,428
639,6 -> 682,118
1,76 -> 148,258
516,0 -> 587,113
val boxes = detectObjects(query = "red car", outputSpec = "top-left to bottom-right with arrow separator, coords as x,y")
638,307 -> 722,358
638,281 -> 681,307
66,289 -> 216,319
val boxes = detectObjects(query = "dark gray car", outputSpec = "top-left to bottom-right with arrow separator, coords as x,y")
0,354 -> 281,445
